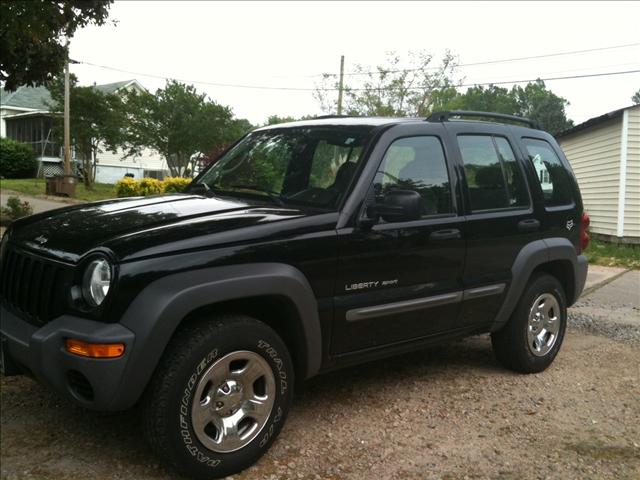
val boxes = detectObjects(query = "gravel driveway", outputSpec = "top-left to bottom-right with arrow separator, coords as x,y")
2,275 -> 639,480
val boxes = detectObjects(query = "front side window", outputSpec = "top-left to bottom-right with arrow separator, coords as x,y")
197,126 -> 374,209
458,135 -> 529,212
373,136 -> 452,217
522,138 -> 574,206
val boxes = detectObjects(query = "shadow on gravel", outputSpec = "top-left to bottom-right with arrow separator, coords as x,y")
298,335 -> 501,400
1,335 -> 500,478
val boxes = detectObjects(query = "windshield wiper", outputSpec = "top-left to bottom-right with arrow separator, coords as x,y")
188,182 -> 214,197
228,184 -> 286,207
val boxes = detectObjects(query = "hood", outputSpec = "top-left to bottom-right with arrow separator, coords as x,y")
7,194 -> 307,262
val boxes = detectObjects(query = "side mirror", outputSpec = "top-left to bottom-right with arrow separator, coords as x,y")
374,189 -> 422,223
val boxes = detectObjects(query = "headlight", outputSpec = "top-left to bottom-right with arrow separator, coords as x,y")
82,258 -> 112,307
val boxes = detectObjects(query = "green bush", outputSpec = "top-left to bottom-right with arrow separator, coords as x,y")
162,176 -> 192,193
0,138 -> 37,178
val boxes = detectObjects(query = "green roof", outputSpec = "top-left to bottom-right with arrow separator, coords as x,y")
1,79 -> 138,111
1,85 -> 53,110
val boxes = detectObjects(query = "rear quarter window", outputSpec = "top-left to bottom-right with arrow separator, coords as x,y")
522,138 -> 574,207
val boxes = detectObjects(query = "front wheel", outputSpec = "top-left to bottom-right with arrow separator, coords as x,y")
142,315 -> 294,480
491,273 -> 567,373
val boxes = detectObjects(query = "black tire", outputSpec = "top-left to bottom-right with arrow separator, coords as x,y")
141,315 -> 294,480
491,273 -> 567,374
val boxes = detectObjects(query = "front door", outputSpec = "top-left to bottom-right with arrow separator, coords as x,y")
331,128 -> 466,354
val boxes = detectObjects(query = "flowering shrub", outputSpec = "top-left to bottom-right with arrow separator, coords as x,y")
162,176 -> 192,193
1,195 -> 33,222
114,177 -> 193,197
114,177 -> 139,197
138,178 -> 163,196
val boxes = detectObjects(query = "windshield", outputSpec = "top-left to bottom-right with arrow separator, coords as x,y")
196,126 -> 375,209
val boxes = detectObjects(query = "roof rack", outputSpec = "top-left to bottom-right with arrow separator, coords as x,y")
314,114 -> 352,119
426,110 -> 541,130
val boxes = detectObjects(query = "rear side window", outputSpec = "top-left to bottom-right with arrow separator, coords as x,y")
458,135 -> 529,212
374,136 -> 452,217
522,138 -> 574,206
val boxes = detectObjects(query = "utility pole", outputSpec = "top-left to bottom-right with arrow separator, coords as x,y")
63,37 -> 71,175
337,55 -> 345,115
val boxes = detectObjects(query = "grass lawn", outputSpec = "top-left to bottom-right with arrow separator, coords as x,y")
586,238 -> 639,270
0,178 -> 117,202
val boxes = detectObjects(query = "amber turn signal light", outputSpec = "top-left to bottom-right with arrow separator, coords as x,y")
65,339 -> 125,358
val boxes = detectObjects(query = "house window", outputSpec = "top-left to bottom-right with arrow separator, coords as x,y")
144,170 -> 166,180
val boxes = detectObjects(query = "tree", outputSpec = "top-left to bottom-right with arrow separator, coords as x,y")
264,115 -> 300,126
192,117 -> 253,174
0,1 -> 113,91
433,80 -> 573,134
48,75 -> 125,188
633,89 -> 640,105
124,81 -> 246,177
314,52 -> 573,133
314,51 -> 459,117
512,80 -> 573,134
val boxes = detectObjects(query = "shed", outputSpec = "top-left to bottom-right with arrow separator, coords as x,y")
556,104 -> 640,244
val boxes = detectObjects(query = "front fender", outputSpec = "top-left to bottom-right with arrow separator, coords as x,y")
109,263 -> 321,410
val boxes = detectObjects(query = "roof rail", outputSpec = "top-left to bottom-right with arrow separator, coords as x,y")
426,110 -> 541,130
314,114 -> 351,119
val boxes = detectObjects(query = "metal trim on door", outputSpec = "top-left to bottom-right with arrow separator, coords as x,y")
345,283 -> 506,322
346,291 -> 463,322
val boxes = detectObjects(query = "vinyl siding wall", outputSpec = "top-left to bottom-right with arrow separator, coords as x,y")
625,105 -> 640,238
559,118 -> 622,236
94,144 -> 169,183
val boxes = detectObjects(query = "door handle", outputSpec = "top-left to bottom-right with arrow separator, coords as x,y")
518,219 -> 540,233
429,228 -> 461,241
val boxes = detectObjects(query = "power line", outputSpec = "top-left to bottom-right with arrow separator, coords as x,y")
72,60 -> 640,92
321,42 -> 640,77
342,69 -> 640,92
74,60 -> 316,91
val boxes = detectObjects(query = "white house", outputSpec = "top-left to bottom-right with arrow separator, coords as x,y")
0,79 -> 169,183
557,104 -> 640,244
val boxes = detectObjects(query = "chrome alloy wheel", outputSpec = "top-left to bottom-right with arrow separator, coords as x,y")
191,350 -> 276,453
527,293 -> 561,357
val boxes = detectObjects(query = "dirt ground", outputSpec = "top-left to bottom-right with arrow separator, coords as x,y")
1,322 -> 639,480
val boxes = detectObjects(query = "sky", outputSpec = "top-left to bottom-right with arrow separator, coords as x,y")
69,1 -> 640,126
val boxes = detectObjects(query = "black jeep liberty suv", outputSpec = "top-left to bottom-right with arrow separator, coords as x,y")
0,111 -> 589,479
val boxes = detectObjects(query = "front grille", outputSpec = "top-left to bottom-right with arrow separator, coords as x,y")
0,245 -> 71,326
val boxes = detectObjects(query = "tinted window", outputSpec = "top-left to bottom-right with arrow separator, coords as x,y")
374,136 -> 452,217
523,138 -> 574,206
309,139 -> 363,189
458,135 -> 528,211
495,137 -> 529,207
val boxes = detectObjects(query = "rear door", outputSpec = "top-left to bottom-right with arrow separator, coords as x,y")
443,123 -> 539,327
331,123 -> 466,354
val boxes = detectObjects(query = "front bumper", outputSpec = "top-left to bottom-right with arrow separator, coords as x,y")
1,305 -> 135,410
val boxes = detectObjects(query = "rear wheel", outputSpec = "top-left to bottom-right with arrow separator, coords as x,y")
142,315 -> 294,480
491,273 -> 567,373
